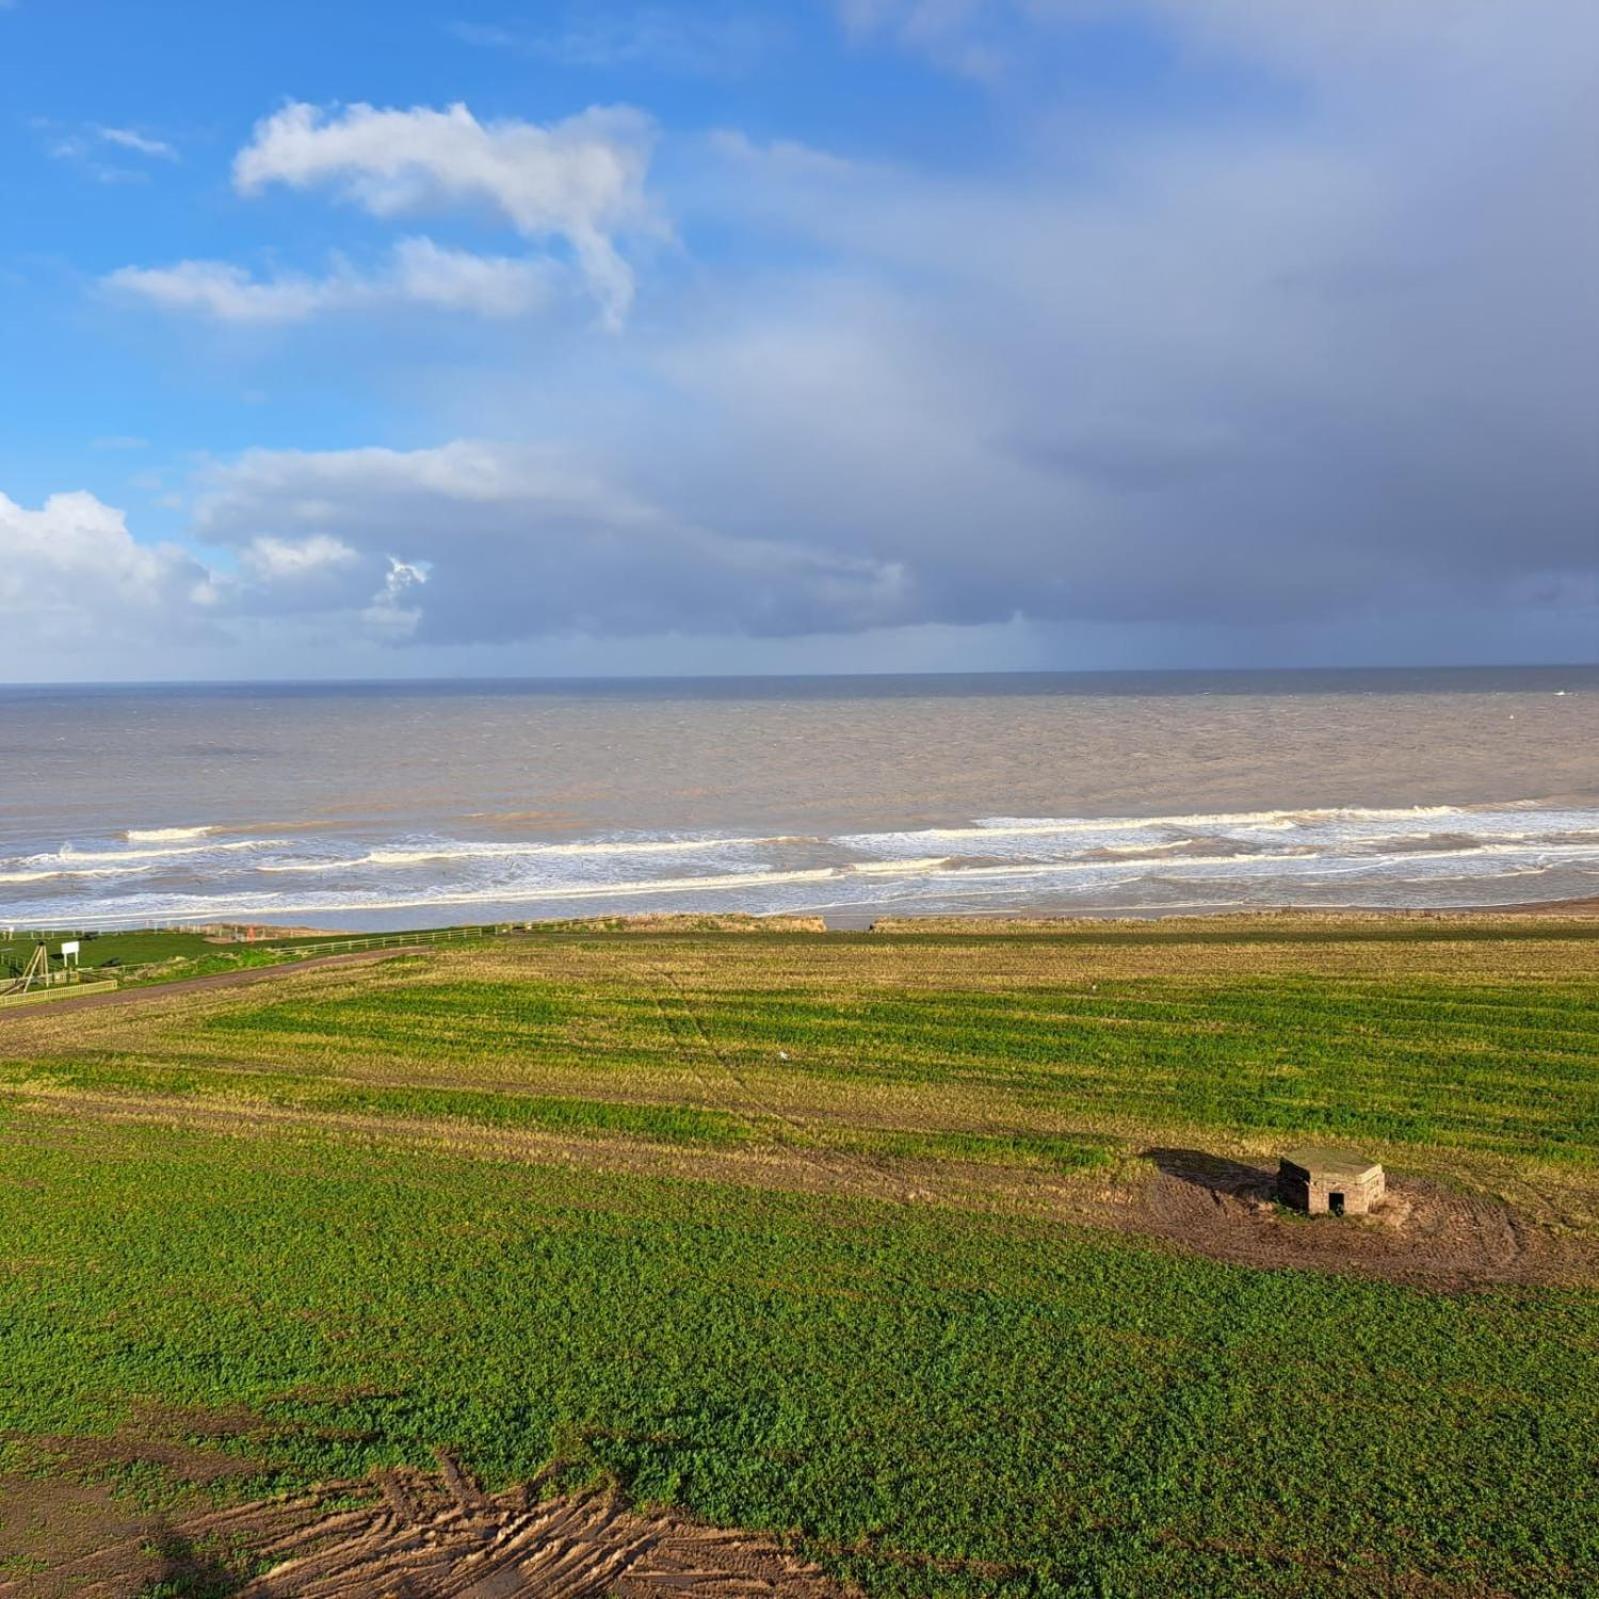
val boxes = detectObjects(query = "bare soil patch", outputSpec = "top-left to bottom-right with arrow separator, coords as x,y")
0,1458 -> 845,1599
0,1476 -> 158,1599
18,1402 -> 272,1489
1095,1150 -> 1590,1289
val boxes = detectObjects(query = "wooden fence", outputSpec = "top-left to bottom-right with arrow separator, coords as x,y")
0,979 -> 120,1009
270,927 -> 508,958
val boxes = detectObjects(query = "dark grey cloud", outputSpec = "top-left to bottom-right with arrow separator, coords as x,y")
193,443 -> 917,643
636,9 -> 1598,647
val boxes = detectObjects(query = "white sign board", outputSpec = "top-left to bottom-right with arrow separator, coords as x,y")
61,940 -> 80,957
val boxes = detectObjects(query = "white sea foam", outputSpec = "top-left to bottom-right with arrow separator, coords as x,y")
833,807 -> 1475,860
254,834 -> 792,874
0,866 -> 151,884
255,859 -> 354,874
849,856 -> 952,876
12,801 -> 1599,930
969,805 -> 1463,834
365,835 -> 786,865
124,825 -> 216,843
44,838 -> 284,865
50,840 -> 1585,926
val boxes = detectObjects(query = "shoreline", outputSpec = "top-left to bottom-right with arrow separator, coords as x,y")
13,892 -> 1599,942
9,795 -> 1599,936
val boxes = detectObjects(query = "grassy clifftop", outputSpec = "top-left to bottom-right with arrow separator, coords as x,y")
2,918 -> 1597,1595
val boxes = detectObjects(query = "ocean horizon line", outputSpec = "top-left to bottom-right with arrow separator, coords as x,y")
5,661 -> 1598,698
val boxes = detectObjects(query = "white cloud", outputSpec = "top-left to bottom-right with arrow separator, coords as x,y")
40,120 -> 178,180
387,236 -> 554,316
0,483 -> 452,671
106,261 -> 331,323
237,534 -> 360,582
836,0 -> 1014,78
95,125 -> 177,160
0,490 -> 217,655
448,11 -> 778,77
707,129 -> 863,181
362,556 -> 430,639
227,531 -> 387,621
105,238 -> 552,323
233,101 -> 657,327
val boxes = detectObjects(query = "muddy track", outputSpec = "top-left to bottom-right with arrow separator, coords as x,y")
2,1461 -> 843,1599
0,949 -> 410,1024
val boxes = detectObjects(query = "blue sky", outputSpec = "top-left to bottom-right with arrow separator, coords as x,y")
2,0 -> 1595,681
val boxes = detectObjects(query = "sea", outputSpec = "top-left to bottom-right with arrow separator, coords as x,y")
3,668 -> 1598,932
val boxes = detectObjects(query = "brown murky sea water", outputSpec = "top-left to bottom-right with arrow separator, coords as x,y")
3,668 -> 1597,928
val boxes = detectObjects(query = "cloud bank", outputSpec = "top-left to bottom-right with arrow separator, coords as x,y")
193,442 -> 913,642
27,0 -> 1599,674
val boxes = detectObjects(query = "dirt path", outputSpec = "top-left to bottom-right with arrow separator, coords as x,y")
0,1461 -> 844,1599
0,949 -> 410,1024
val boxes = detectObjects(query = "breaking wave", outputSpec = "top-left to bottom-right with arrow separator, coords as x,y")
5,801 -> 1599,929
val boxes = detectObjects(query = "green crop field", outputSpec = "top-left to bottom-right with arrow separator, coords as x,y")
1,917 -> 1597,1596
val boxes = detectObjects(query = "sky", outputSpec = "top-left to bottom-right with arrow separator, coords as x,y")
1,0 -> 1595,682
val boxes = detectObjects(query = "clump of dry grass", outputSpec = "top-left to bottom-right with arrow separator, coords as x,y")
529,913 -> 829,934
